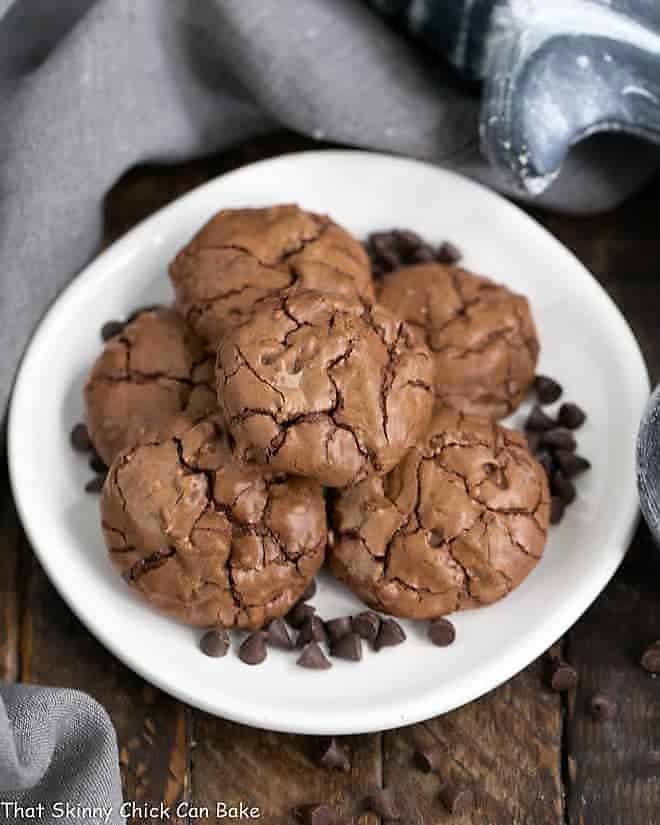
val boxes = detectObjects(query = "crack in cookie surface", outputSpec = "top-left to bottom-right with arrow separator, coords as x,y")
378,262 -> 540,419
101,417 -> 327,629
329,406 -> 550,619
215,289 -> 434,488
169,205 -> 374,351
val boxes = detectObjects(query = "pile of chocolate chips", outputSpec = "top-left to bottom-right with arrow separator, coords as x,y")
365,228 -> 462,278
523,376 -> 591,524
199,579 -> 457,668
70,422 -> 108,493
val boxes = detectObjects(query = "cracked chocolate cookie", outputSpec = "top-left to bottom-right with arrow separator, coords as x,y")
329,406 -> 550,619
378,263 -> 539,419
101,417 -> 327,629
85,307 -> 216,466
169,204 -> 375,351
215,289 -> 435,488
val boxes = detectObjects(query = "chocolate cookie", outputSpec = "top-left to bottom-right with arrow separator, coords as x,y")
84,308 -> 216,466
329,406 -> 550,619
169,204 -> 374,350
101,418 -> 327,629
215,289 -> 434,488
378,263 -> 539,418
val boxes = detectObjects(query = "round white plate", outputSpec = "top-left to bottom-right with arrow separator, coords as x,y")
9,151 -> 649,735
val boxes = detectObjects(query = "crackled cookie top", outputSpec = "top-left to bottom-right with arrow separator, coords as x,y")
84,307 -> 216,466
101,418 -> 327,629
215,289 -> 434,488
329,407 -> 550,619
378,263 -> 539,419
169,204 -> 374,351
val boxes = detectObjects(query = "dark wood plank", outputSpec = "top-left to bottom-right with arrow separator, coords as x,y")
20,553 -> 190,824
192,716 -> 380,825
0,470 -> 20,682
383,656 -> 563,824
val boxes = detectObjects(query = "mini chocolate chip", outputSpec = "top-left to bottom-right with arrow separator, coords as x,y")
297,616 -> 328,647
534,375 -> 563,404
199,627 -> 229,658
287,602 -> 316,629
525,404 -> 556,432
541,428 -> 577,451
436,240 -> 463,264
238,632 -> 267,665
89,453 -> 108,473
410,244 -> 436,263
439,783 -> 474,814
70,423 -> 92,452
368,232 -> 401,271
266,618 -> 293,650
428,618 -> 456,647
550,496 -> 565,525
316,737 -> 350,772
552,471 -> 576,506
352,611 -> 381,643
101,320 -> 125,341
294,803 -> 335,825
525,431 -> 541,453
547,657 -> 578,691
374,618 -> 406,651
555,450 -> 591,478
589,693 -> 618,721
393,229 -> 423,253
85,475 -> 105,493
330,632 -> 362,661
558,402 -> 587,430
641,641 -> 660,673
413,746 -> 441,773
301,579 -> 317,602
297,642 -> 332,670
364,788 -> 400,820
325,616 -> 353,644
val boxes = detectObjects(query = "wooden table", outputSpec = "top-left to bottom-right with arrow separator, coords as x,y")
2,133 -> 660,825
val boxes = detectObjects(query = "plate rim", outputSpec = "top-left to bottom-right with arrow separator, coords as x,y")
8,149 -> 650,734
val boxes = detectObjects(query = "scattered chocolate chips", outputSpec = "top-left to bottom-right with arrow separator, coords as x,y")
525,404 -> 556,432
297,642 -> 332,670
287,602 -> 316,629
363,788 -> 400,820
555,450 -> 591,478
300,579 -> 317,602
89,452 -> 108,474
101,320 -> 125,341
325,616 -> 353,644
439,783 -> 475,814
84,475 -> 106,494
589,693 -> 618,721
330,632 -> 363,662
266,618 -> 293,650
558,402 -> 587,430
297,616 -> 328,647
316,737 -> 351,772
436,240 -> 463,264
547,657 -> 578,692
428,617 -> 456,647
534,375 -> 563,404
540,428 -> 577,452
414,746 -> 441,774
374,618 -> 406,651
552,471 -> 576,506
352,611 -> 381,644
70,422 -> 92,452
294,803 -> 335,825
641,641 -> 660,674
549,496 -> 565,525
238,632 -> 267,665
199,626 -> 229,658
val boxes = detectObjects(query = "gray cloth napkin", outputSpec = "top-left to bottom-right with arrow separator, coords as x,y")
2,0 -> 659,819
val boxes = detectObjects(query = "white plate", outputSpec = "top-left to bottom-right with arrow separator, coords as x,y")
9,151 -> 649,735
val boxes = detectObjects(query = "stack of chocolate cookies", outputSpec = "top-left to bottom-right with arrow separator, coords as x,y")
86,204 -> 553,635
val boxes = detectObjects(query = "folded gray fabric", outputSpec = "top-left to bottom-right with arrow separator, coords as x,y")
2,0 -> 659,819
0,685 -> 123,825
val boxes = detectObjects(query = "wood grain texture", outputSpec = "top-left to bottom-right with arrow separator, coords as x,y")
0,470 -> 20,682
